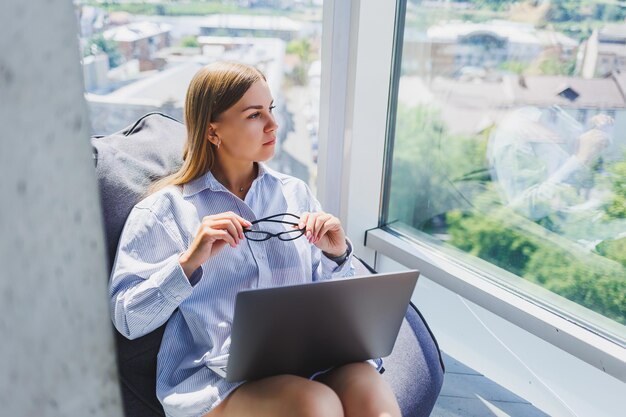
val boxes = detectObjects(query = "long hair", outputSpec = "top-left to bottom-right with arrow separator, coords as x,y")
149,61 -> 266,194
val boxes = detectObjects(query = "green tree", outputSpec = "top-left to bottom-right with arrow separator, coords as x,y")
603,157 -> 626,220
466,0 -> 516,11
601,4 -> 626,21
286,38 -> 311,63
155,4 -> 167,16
390,103 -> 626,325
595,155 -> 626,268
538,55 -> 576,76
84,34 -> 122,68
180,35 -> 200,48
596,238 -> 626,267
445,209 -> 626,324
498,60 -> 528,74
547,0 -> 583,22
447,211 -> 538,276
525,245 -> 626,324
286,38 -> 312,86
388,104 -> 487,228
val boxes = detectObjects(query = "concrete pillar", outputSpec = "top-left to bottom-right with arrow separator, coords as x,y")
0,1 -> 123,415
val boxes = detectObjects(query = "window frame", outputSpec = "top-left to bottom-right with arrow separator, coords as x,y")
317,0 -> 626,384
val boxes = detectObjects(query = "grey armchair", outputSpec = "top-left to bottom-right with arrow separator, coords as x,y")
92,112 -> 444,416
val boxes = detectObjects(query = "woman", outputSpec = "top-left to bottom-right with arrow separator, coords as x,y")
109,61 -> 401,417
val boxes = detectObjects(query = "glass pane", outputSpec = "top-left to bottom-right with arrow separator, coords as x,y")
76,0 -> 323,188
388,0 -> 626,337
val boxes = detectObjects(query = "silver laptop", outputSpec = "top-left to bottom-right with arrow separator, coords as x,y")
225,270 -> 420,382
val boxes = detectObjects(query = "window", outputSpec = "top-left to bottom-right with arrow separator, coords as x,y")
384,0 -> 626,341
76,0 -> 323,188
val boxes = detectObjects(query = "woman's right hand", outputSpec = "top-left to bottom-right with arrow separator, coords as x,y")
179,212 -> 252,279
576,114 -> 614,165
576,128 -> 611,165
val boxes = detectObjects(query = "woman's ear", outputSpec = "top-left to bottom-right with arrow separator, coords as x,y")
207,124 -> 219,145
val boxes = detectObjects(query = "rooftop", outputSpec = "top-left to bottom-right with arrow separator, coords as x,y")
87,37 -> 285,108
199,14 -> 303,32
505,74 -> 626,108
599,24 -> 626,42
427,20 -> 578,48
103,21 -> 171,42
89,61 -> 203,107
597,41 -> 626,57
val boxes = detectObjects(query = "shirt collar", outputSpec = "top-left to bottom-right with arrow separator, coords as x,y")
182,162 -> 273,197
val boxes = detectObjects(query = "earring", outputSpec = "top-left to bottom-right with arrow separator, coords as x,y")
217,140 -> 221,150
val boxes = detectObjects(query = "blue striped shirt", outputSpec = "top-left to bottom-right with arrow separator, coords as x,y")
109,163 -> 359,417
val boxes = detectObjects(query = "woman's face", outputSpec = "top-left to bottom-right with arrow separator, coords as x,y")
211,79 -> 278,163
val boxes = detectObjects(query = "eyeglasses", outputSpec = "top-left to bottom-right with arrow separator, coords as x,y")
244,213 -> 305,242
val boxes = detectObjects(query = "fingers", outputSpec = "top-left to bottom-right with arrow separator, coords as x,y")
299,212 -> 338,244
201,212 -> 252,247
316,216 -> 340,243
183,212 -> 251,269
199,221 -> 235,247
299,212 -> 316,242
226,211 -> 253,240
298,212 -> 310,236
213,219 -> 242,247
591,113 -> 614,129
211,229 -> 237,248
312,214 -> 332,243
203,212 -> 252,241
233,212 -> 253,238
298,212 -> 309,229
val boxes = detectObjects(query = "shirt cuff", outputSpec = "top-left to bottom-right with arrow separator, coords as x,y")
324,248 -> 349,265
321,238 -> 355,277
153,254 -> 196,304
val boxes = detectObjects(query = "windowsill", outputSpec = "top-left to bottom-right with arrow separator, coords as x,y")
365,227 -> 626,383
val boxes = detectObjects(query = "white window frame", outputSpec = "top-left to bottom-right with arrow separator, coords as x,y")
318,0 -> 626,398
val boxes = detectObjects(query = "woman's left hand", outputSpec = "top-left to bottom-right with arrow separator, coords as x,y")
298,212 -> 348,257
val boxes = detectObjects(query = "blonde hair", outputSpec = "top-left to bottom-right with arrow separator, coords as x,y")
149,61 -> 265,194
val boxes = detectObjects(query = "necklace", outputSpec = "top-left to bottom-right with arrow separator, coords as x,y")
238,167 -> 258,193
212,166 -> 256,195
238,177 -> 254,193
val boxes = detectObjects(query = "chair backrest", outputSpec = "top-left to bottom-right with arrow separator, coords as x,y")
92,112 -> 186,416
92,112 -> 186,267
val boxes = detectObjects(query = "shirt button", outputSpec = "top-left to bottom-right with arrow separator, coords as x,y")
175,296 -> 182,301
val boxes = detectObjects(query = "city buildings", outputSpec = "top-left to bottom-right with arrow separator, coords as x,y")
103,22 -> 172,71
580,24 -> 626,78
404,20 -> 578,77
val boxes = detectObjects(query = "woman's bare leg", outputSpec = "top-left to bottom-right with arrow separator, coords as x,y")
205,374 -> 344,417
317,362 -> 401,417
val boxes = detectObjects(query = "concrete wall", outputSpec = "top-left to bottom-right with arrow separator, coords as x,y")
0,1 -> 123,416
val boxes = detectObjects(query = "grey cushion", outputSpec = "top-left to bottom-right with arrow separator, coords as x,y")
92,113 -> 185,417
92,113 -> 444,417
92,112 -> 186,268
355,258 -> 444,417
385,304 -> 445,416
